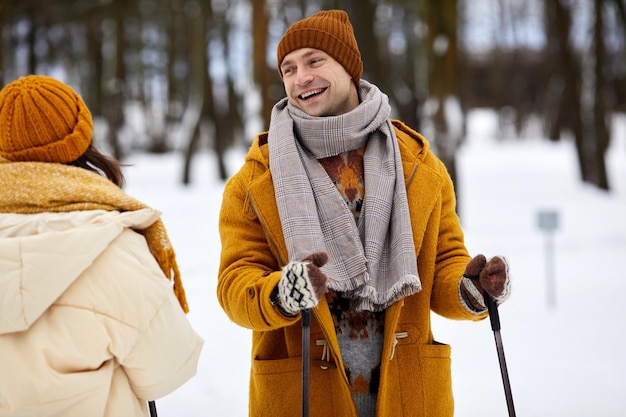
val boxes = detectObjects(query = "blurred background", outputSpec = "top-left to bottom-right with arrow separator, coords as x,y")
1,0 -> 624,193
3,3 -> 625,414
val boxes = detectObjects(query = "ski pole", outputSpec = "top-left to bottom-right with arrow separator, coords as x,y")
484,294 -> 516,417
148,400 -> 158,417
302,308 -> 311,417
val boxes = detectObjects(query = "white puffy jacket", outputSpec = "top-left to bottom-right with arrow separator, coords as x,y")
0,209 -> 203,417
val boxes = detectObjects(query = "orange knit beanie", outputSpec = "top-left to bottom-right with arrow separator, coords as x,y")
276,10 -> 363,87
0,75 -> 92,163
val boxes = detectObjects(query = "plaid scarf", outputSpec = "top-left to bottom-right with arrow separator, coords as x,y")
268,80 -> 420,311
0,160 -> 188,313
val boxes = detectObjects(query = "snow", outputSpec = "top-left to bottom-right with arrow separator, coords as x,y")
122,110 -> 626,416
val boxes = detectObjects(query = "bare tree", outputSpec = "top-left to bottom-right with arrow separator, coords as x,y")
550,0 -> 589,183
422,0 -> 462,189
253,0 -> 273,130
591,0 -> 610,190
547,0 -> 611,190
104,0 -> 128,160
2,0 -> 622,189
0,0 -> 7,84
212,1 -> 240,181
181,0 -> 210,185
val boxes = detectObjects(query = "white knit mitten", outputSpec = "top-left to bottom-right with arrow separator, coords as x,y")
276,253 -> 329,316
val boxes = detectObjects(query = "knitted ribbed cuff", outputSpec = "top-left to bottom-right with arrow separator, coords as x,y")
459,276 -> 487,313
270,285 -> 298,317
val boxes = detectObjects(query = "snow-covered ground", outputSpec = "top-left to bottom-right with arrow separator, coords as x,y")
123,110 -> 626,416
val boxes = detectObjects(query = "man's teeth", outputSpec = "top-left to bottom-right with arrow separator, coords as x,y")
300,89 -> 323,99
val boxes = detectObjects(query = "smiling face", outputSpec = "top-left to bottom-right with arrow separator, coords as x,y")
279,48 -> 359,117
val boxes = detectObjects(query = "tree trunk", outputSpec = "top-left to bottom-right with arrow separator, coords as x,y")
423,0 -> 462,208
592,0 -> 610,190
182,1 -> 209,185
397,3 -> 425,132
154,0 -> 181,154
85,17 -> 104,117
342,0 -> 390,94
553,0 -> 590,183
26,3 -> 37,74
213,5 -> 234,181
0,0 -> 5,84
106,0 -> 127,160
252,0 -> 273,131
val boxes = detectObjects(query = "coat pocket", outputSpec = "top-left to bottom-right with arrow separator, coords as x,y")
419,341 -> 453,416
392,337 -> 453,417
250,356 -> 345,417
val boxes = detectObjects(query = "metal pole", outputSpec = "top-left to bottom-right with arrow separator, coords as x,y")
485,294 -> 516,417
148,401 -> 158,417
546,230 -> 556,308
302,309 -> 311,417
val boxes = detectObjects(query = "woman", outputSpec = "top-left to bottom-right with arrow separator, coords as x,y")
0,75 -> 203,416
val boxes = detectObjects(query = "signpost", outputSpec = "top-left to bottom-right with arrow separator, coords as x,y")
537,210 -> 559,308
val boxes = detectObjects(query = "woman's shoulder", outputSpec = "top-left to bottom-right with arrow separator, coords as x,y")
58,218 -> 174,329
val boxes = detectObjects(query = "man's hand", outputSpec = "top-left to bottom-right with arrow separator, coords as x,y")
460,254 -> 510,311
275,252 -> 329,316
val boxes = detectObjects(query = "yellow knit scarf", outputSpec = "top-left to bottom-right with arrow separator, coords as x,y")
0,160 -> 189,313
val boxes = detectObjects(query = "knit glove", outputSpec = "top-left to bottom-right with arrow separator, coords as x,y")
460,254 -> 510,312
275,252 -> 329,316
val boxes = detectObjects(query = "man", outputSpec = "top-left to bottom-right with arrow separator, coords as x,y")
217,10 -> 510,417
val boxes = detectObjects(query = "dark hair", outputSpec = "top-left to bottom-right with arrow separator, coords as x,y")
68,141 -> 126,188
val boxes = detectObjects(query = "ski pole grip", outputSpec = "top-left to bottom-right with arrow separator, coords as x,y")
302,308 -> 311,327
485,294 -> 501,331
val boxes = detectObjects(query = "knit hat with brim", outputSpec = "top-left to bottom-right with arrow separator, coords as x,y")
0,75 -> 92,163
276,10 -> 363,87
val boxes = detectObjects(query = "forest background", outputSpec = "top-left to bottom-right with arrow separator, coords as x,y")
1,0 -> 625,195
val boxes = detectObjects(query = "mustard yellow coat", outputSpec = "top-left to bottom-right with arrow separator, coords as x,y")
217,120 -> 487,417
